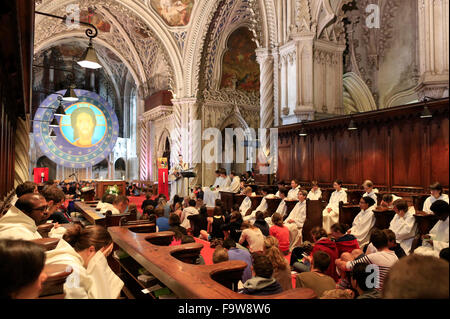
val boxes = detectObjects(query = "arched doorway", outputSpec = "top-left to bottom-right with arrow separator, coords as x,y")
162,137 -> 171,172
114,157 -> 126,180
36,156 -> 57,181
92,159 -> 108,180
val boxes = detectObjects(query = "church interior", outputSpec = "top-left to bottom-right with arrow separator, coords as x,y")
0,0 -> 448,301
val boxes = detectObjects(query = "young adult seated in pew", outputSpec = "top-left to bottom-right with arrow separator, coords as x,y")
226,171 -> 241,193
180,199 -> 199,229
290,241 -> 313,273
389,199 -> 417,254
0,194 -> 50,240
0,239 -> 48,299
361,180 -> 379,208
307,181 -> 321,200
336,229 -> 398,290
223,238 -> 253,284
322,180 -> 347,233
169,214 -> 188,245
414,200 -> 449,258
263,236 -> 292,291
11,181 -> 39,206
239,187 -> 253,217
96,193 -> 115,210
296,251 -> 336,298
330,223 -> 360,257
243,187 -> 270,223
212,246 -> 229,264
100,195 -> 129,215
269,213 -> 290,255
45,224 -> 124,299
140,192 -> 156,212
422,182 -> 449,214
274,180 -> 284,197
347,196 -> 376,247
41,187 -> 70,237
241,254 -> 283,296
284,189 -> 307,251
382,254 -> 449,299
239,221 -> 265,253
140,205 -> 154,220
154,207 -> 170,232
287,179 -> 300,200
221,210 -> 243,242
380,193 -> 402,209
253,211 -> 269,236
200,207 -> 225,241
350,263 -> 381,299
187,206 -> 208,238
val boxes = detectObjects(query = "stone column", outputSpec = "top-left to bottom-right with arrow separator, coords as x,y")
138,119 -> 149,181
417,0 -> 449,99
14,117 -> 30,187
256,48 -> 274,158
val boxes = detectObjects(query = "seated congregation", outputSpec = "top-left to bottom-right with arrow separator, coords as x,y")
0,177 -> 448,299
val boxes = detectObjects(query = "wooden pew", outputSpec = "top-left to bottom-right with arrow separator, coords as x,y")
339,202 -> 360,226
346,190 -> 364,205
74,201 -> 105,225
265,197 -> 282,216
411,211 -> 440,252
109,226 -> 317,299
284,199 -> 298,219
219,191 -> 234,213
249,195 -> 263,212
302,199 -> 326,242
373,208 -> 396,230
234,194 -> 246,207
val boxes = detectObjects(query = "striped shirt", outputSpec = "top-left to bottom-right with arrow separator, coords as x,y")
346,250 -> 398,289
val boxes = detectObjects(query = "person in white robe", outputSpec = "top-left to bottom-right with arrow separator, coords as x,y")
100,203 -> 120,215
380,193 -> 416,215
389,199 -> 417,254
203,170 -> 224,207
284,190 -> 308,251
170,155 -> 190,198
227,172 -> 241,193
322,180 -> 348,233
45,226 -> 124,299
414,200 -> 449,258
422,182 -> 449,213
0,194 -> 63,240
348,196 -> 376,247
266,188 -> 289,227
219,171 -> 231,191
239,187 -> 253,217
361,180 -> 379,209
243,188 -> 270,223
307,181 -> 322,200
287,180 -> 300,200
275,181 -> 285,197
180,199 -> 199,229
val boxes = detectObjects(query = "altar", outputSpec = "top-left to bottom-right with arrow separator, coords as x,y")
95,180 -> 127,199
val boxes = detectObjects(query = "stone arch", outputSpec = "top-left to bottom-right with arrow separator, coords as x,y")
36,156 -> 57,181
114,157 -> 126,179
343,72 -> 377,113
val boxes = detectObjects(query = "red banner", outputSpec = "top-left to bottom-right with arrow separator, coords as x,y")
158,168 -> 169,199
33,167 -> 49,184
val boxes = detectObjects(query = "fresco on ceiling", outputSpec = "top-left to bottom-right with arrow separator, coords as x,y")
150,0 -> 195,27
80,7 -> 111,33
220,27 -> 260,91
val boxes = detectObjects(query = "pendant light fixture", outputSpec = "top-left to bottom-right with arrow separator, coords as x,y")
77,39 -> 102,69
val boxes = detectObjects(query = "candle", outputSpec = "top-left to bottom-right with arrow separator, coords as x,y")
163,172 -> 165,184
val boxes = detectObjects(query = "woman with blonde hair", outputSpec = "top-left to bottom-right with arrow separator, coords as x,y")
263,236 -> 292,291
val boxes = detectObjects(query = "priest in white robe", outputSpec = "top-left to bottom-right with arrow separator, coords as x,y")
239,187 -> 253,217
266,188 -> 289,226
422,182 -> 449,213
170,155 -> 190,198
307,181 -> 322,200
348,196 -> 376,247
0,194 -> 65,240
389,199 -> 417,254
414,200 -> 449,257
284,190 -> 308,251
322,180 -> 347,233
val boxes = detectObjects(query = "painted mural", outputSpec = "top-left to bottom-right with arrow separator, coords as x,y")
80,7 -> 111,33
220,27 -> 260,91
150,0 -> 195,27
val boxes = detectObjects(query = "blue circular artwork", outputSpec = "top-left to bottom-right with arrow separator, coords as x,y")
33,89 -> 119,168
